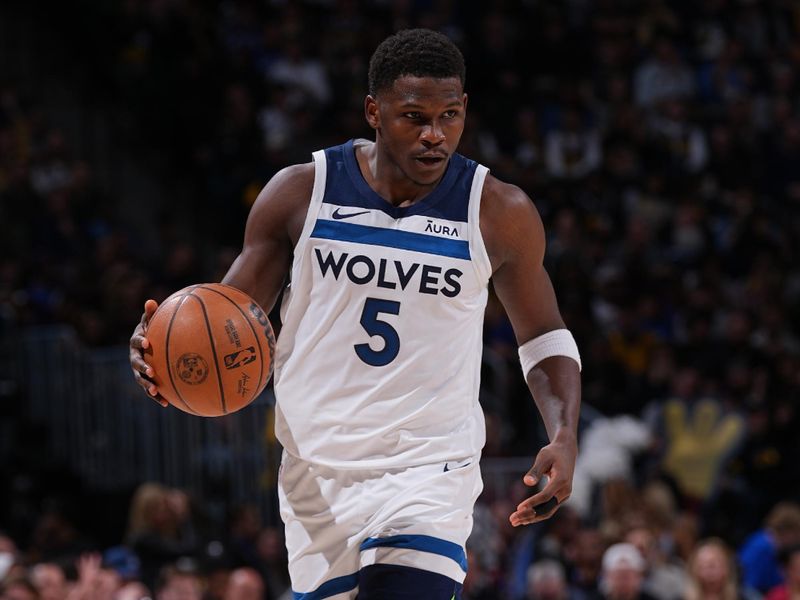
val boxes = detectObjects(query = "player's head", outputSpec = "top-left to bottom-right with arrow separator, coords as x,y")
365,29 -> 467,186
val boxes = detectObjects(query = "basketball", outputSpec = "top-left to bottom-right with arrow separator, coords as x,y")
144,283 -> 276,417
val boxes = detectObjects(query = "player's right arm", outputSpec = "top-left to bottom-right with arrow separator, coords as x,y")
221,163 -> 313,309
129,163 -> 315,404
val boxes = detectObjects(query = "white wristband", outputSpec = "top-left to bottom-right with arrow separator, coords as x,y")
519,329 -> 582,376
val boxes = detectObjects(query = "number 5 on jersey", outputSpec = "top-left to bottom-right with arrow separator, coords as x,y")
355,298 -> 400,366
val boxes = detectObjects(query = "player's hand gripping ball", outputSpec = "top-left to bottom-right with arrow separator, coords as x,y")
144,283 -> 276,417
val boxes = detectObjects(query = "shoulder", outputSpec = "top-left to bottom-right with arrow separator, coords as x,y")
479,173 -> 545,269
246,161 -> 316,246
480,174 -> 538,219
260,162 -> 315,201
740,529 -> 771,552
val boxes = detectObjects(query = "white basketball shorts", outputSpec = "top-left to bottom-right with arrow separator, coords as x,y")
278,451 -> 483,598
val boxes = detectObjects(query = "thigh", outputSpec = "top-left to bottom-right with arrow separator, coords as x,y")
279,453 -> 365,598
357,564 -> 462,600
359,459 -> 482,584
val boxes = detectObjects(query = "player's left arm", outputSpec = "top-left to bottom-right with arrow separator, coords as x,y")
480,176 -> 581,527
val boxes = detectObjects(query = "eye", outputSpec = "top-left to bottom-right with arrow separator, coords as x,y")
403,112 -> 422,120
443,110 -> 458,119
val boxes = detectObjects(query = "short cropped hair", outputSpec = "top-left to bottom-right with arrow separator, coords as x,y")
368,29 -> 465,96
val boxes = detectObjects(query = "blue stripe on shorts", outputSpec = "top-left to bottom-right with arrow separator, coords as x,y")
292,572 -> 359,599
359,534 -> 468,572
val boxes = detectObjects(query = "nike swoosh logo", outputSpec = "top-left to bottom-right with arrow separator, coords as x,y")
443,461 -> 471,473
332,208 -> 370,220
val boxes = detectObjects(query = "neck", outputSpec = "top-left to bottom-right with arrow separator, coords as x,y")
357,139 -> 443,207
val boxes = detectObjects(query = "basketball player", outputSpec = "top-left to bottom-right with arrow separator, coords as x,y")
130,29 -> 581,599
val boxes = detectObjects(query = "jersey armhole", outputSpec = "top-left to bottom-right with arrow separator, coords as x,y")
292,150 -> 327,258
468,164 -> 492,284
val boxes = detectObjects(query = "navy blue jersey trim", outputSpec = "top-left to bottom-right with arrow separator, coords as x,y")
322,140 -> 474,222
359,534 -> 468,572
310,220 -> 471,260
292,572 -> 359,599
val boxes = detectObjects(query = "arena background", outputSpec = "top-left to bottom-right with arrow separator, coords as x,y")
1,1 -> 800,598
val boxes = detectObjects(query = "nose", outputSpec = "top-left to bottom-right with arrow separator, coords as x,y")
420,120 -> 445,147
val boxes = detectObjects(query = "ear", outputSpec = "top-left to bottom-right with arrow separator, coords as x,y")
463,93 -> 468,113
365,95 -> 380,130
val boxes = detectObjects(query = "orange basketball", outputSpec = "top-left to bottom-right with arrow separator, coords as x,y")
144,283 -> 275,417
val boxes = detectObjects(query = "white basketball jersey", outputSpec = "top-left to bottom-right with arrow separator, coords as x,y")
274,139 -> 491,469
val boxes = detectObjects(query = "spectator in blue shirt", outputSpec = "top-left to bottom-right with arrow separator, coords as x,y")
739,503 -> 800,593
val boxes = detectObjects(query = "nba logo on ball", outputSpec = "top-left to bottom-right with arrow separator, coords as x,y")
223,347 -> 257,370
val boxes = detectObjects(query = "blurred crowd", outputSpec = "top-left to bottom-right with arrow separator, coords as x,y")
1,489 -> 800,600
0,482 -> 292,600
3,0 -> 800,598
